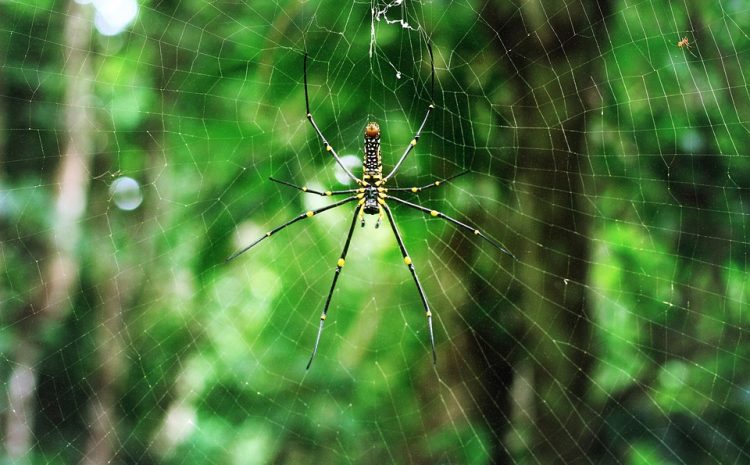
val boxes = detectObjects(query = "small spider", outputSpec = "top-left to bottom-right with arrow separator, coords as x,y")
227,47 -> 514,369
677,36 -> 697,57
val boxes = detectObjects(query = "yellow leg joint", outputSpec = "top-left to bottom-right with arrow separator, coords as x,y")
474,229 -> 480,235
410,139 -> 417,146
325,145 -> 332,152
411,187 -> 418,193
306,211 -> 314,217
404,256 -> 412,266
325,191 -> 332,196
435,181 -> 441,186
425,310 -> 432,317
337,258 -> 345,267
266,232 -> 271,237
302,186 -> 308,192
430,210 -> 438,217
320,314 -> 327,321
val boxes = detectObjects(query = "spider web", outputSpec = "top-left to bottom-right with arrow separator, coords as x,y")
2,0 -> 750,464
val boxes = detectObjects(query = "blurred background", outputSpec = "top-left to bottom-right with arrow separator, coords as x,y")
2,0 -> 749,464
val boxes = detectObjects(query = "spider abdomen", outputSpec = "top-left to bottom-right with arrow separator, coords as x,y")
363,122 -> 382,179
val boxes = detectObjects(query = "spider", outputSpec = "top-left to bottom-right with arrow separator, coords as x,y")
227,47 -> 514,369
677,36 -> 697,57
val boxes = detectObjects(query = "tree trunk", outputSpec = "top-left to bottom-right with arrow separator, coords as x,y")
479,0 -> 611,462
79,259 -> 130,465
4,1 -> 94,459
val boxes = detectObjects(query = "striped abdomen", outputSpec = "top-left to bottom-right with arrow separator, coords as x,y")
363,122 -> 382,180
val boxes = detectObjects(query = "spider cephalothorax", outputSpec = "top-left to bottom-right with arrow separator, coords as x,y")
227,48 -> 514,369
360,183 -> 382,218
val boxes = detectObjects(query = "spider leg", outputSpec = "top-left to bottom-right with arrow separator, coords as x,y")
226,195 -> 357,262
387,170 -> 469,194
382,203 -> 437,365
386,195 -> 516,259
307,204 -> 361,369
269,177 -> 359,196
304,53 -> 360,184
383,42 -> 435,183
382,102 -> 433,183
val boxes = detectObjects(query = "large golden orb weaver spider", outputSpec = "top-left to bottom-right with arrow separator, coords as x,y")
227,46 -> 514,369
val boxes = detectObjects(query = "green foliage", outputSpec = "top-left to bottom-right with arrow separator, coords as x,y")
2,0 -> 750,464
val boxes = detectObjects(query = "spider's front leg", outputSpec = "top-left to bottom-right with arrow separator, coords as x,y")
382,103 -> 434,183
304,53 -> 360,184
382,42 -> 436,183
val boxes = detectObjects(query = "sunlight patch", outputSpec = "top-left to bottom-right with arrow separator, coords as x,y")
76,0 -> 138,36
